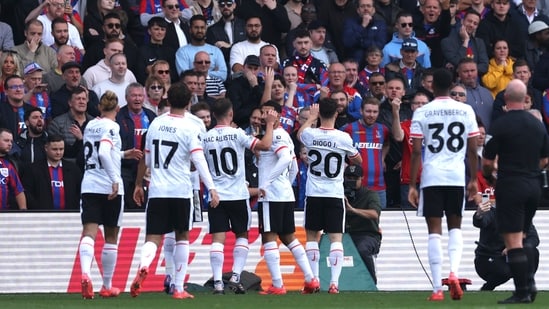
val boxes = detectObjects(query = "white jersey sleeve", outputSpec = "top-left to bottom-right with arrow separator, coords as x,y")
257,128 -> 295,202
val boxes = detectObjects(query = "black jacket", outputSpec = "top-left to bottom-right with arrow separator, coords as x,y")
476,11 -> 529,59
50,85 -> 100,119
137,42 -> 178,84
206,17 -> 247,66
413,9 -> 452,68
164,18 -> 191,52
21,159 -> 82,210
227,75 -> 264,128
0,101 -> 35,136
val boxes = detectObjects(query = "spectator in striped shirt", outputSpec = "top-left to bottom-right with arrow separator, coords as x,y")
193,51 -> 226,100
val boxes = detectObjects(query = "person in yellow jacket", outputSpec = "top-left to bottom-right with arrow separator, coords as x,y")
482,39 -> 514,98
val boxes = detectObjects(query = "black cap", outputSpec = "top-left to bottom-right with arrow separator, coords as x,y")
307,20 -> 326,31
344,165 -> 363,177
244,55 -> 260,67
61,61 -> 81,73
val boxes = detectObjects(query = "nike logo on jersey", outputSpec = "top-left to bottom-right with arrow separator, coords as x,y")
333,258 -> 338,266
176,265 -> 183,272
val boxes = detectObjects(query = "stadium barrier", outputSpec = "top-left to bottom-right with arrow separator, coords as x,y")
1,210 -> 548,293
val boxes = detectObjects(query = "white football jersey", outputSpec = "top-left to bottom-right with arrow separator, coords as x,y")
410,97 -> 479,188
145,113 -> 204,198
203,125 -> 258,200
258,127 -> 295,202
81,118 -> 124,195
300,127 -> 359,198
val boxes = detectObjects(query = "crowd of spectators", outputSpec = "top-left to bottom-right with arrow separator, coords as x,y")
0,0 -> 548,212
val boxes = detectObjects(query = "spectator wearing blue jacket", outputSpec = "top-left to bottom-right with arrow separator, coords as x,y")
381,11 -> 431,68
343,0 -> 387,64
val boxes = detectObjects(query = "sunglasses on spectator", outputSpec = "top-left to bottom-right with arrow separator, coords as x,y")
150,85 -> 164,90
218,1 -> 233,7
106,23 -> 121,29
194,60 -> 211,64
157,70 -> 170,75
166,4 -> 180,9
450,91 -> 466,97
400,23 -> 413,28
370,81 -> 385,86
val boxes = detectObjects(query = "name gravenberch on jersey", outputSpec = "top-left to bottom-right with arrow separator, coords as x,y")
424,109 -> 467,117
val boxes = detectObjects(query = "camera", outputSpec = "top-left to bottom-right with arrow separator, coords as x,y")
344,180 -> 356,202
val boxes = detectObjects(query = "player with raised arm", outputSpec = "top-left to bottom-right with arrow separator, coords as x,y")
78,91 -> 142,299
408,68 -> 479,301
257,100 -> 320,295
297,99 -> 362,294
130,82 -> 220,300
203,98 -> 277,294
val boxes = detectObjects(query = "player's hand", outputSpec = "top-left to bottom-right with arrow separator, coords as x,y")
259,188 -> 266,199
133,186 -> 144,206
408,186 -> 419,208
125,148 -> 143,160
264,109 -> 277,124
209,189 -> 220,208
108,183 -> 119,200
466,180 -> 478,201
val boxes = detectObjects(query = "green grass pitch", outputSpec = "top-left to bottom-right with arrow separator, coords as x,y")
1,291 -> 548,309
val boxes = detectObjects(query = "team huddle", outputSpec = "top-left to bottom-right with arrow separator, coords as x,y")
76,79 -> 362,299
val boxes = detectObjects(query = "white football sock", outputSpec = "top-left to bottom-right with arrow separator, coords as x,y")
210,242 -> 224,281
163,233 -> 176,278
140,241 -> 158,269
101,243 -> 118,289
428,233 -> 443,292
329,242 -> 344,286
306,241 -> 320,279
263,241 -> 282,288
232,237 -> 249,276
448,228 -> 463,275
288,239 -> 314,282
79,236 -> 95,277
173,240 -> 189,292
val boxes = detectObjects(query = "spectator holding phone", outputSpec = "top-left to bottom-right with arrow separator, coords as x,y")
23,62 -> 52,121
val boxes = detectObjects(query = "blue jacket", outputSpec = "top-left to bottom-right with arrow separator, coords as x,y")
381,32 -> 431,68
343,16 -> 387,63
